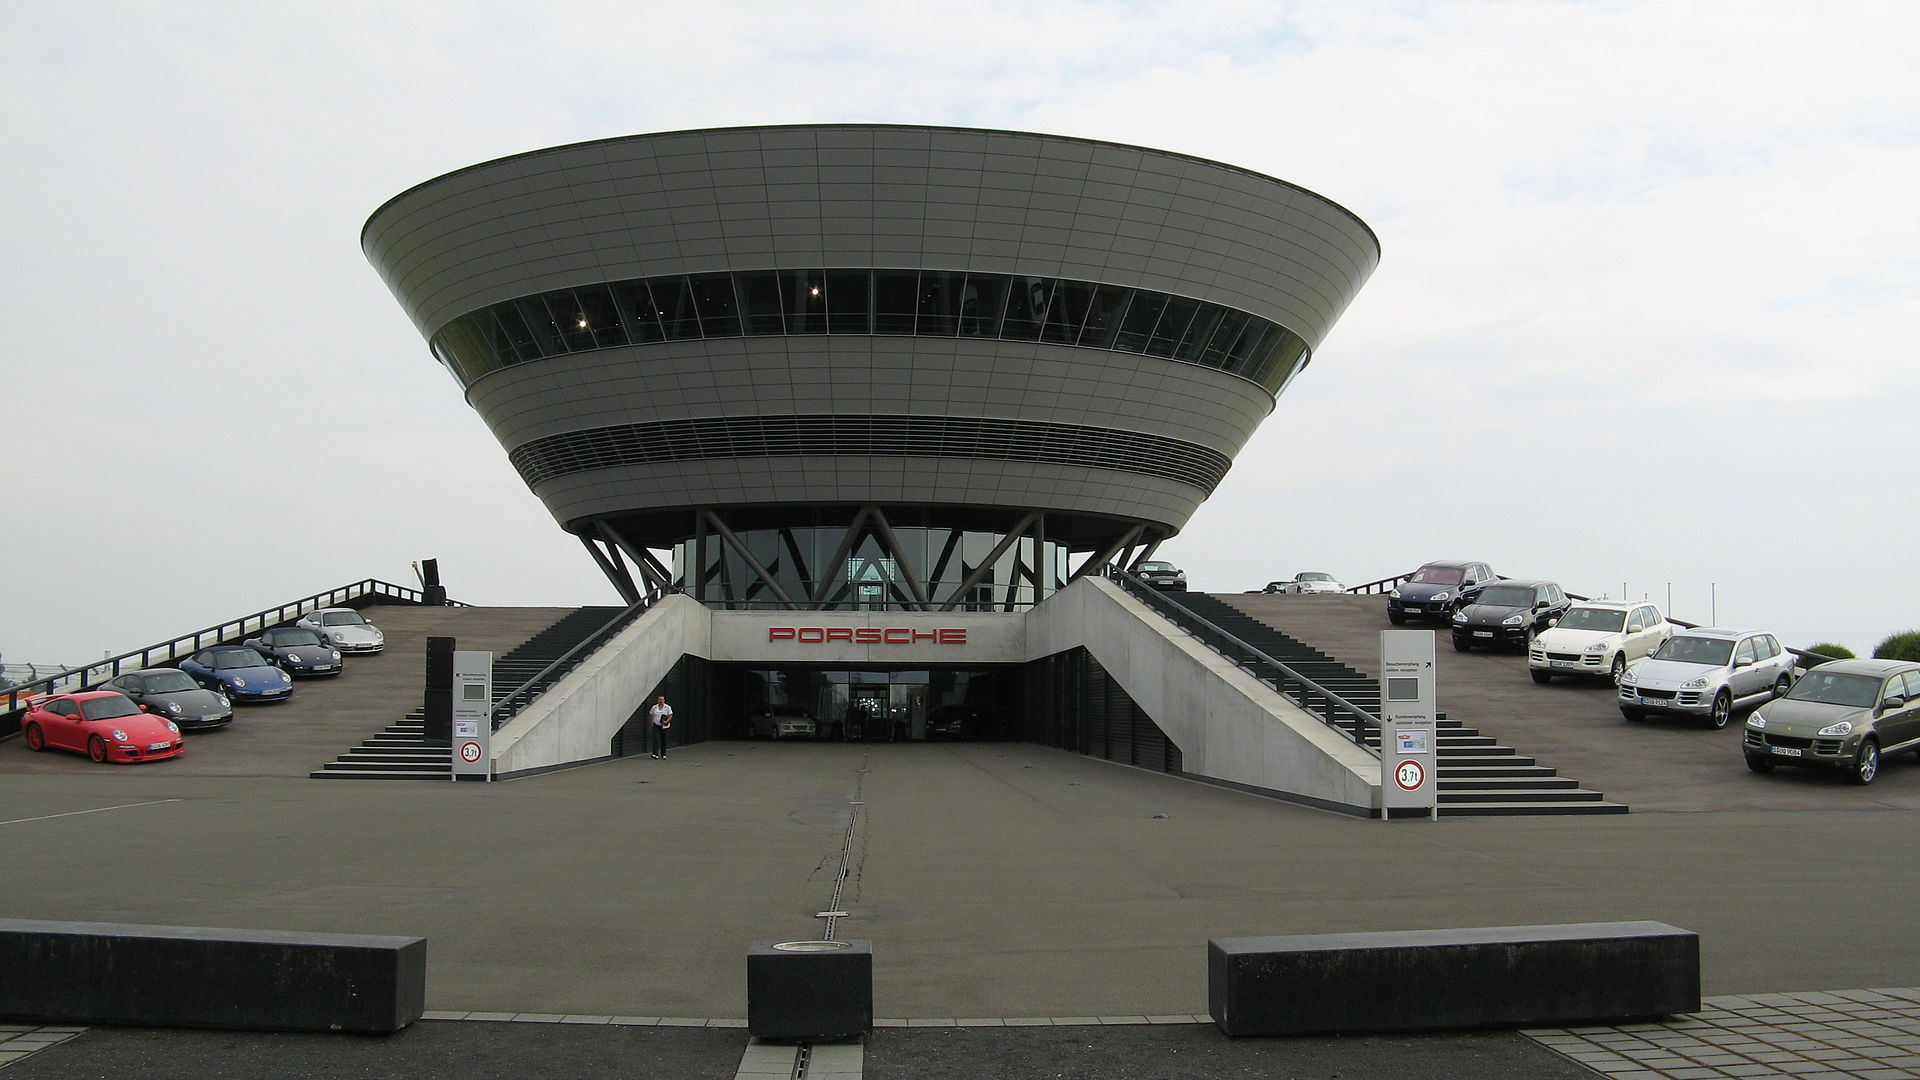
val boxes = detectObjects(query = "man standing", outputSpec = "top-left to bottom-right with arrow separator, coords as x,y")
647,695 -> 673,759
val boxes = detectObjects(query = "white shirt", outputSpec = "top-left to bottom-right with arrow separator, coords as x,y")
648,703 -> 673,726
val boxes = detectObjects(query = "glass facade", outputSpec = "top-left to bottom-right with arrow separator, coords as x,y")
429,268 -> 1312,395
716,664 -> 1024,742
676,521 -> 1068,611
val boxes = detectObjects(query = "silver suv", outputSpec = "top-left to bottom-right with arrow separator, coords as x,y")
1617,628 -> 1795,728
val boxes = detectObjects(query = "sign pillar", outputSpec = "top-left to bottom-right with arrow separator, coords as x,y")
1379,630 -> 1437,819
451,650 -> 492,782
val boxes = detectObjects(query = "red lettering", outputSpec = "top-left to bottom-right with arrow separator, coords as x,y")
798,628 -> 826,643
855,627 -> 882,644
768,627 -> 796,641
912,629 -> 938,643
938,628 -> 966,644
765,626 -> 969,644
826,627 -> 854,642
883,628 -> 911,644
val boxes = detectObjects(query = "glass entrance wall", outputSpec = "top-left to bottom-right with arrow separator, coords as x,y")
718,664 -> 1023,741
675,519 -> 1069,610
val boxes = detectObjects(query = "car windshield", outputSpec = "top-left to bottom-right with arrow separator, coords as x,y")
1654,636 -> 1734,666
80,696 -> 141,721
1473,586 -> 1535,608
1300,573 -> 1334,582
1785,672 -> 1882,708
319,612 -> 368,626
1410,566 -> 1464,585
1138,562 -> 1176,572
267,629 -> 325,647
1556,608 -> 1626,632
211,650 -> 268,670
144,672 -> 199,693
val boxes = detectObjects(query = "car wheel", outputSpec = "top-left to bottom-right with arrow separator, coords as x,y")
88,735 -> 108,763
1621,708 -> 1644,722
1530,669 -> 1552,685
1849,738 -> 1879,786
1707,690 -> 1732,730
1388,612 -> 1405,626
1745,753 -> 1775,774
1452,637 -> 1471,652
1609,654 -> 1627,686
24,723 -> 46,751
1772,675 -> 1791,698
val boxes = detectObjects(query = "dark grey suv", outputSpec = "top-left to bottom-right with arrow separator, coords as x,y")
1744,659 -> 1920,784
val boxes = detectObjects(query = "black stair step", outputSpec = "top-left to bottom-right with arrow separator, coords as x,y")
1441,801 -> 1629,817
1438,765 -> 1558,779
1438,776 -> 1576,791
322,760 -> 447,773
1434,753 -> 1537,768
308,768 -> 448,780
1439,788 -> 1603,804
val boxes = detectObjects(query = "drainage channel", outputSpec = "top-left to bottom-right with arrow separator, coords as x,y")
739,753 -> 870,1080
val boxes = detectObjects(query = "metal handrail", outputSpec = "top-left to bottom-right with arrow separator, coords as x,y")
1,578 -> 455,722
1111,571 -> 1381,752
1347,572 -> 1412,595
487,587 -> 668,730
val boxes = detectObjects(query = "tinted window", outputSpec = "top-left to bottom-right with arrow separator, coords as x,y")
957,274 -> 1006,337
825,270 -> 871,334
1558,607 -> 1626,632
1002,277 -> 1051,341
1475,586 -> 1536,608
688,273 -> 741,337
873,271 -> 918,335
213,650 -> 269,671
81,696 -> 141,720
736,272 -> 785,335
915,271 -> 965,336
144,671 -> 199,693
1656,637 -> 1734,665
1785,671 -> 1880,708
779,271 -> 829,334
1733,639 -> 1757,665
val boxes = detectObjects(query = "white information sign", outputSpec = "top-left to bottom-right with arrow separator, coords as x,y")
1379,630 -> 1437,818
451,650 -> 493,781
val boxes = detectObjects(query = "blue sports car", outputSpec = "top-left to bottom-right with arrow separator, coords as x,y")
179,646 -> 293,704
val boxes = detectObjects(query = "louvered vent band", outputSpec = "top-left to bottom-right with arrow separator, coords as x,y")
508,414 -> 1232,493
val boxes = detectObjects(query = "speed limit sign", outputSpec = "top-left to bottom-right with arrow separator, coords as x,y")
459,741 -> 483,764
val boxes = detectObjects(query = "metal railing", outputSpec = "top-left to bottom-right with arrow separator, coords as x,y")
2,578 -> 453,731
1111,570 -> 1381,752
487,586 -> 670,731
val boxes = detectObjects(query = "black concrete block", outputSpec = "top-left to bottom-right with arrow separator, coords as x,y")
0,918 -> 426,1033
1209,921 -> 1699,1036
747,938 -> 872,1040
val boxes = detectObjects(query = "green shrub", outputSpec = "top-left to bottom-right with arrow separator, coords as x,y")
1800,642 -> 1854,666
1872,630 -> 1920,662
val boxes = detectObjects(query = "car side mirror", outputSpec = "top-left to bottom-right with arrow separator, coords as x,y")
1883,695 -> 1907,711
1733,657 -> 1753,668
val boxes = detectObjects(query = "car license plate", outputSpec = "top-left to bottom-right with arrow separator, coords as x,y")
148,741 -> 171,751
1474,631 -> 1493,638
1771,746 -> 1803,757
1549,660 -> 1573,668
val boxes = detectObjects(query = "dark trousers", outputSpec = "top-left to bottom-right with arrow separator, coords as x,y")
651,724 -> 669,757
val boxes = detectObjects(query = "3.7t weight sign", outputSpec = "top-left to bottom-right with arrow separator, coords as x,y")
1379,630 -> 1437,818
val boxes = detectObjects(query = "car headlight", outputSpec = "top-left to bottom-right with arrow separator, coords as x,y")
1389,588 -> 1401,599
233,677 -> 248,688
166,701 -> 182,713
331,650 -> 341,660
1452,611 -> 1468,622
1818,721 -> 1854,736
1682,677 -> 1711,689
112,729 -> 129,741
1433,591 -> 1450,602
1587,642 -> 1610,653
167,721 -> 180,734
1619,670 -> 1637,686
217,695 -> 230,707
1503,614 -> 1524,626
1748,714 -> 1767,728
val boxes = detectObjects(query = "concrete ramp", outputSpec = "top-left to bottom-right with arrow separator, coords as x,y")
1028,578 -> 1379,815
490,595 -> 711,778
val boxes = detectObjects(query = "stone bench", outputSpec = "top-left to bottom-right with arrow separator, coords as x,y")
0,918 -> 426,1033
1208,921 -> 1698,1036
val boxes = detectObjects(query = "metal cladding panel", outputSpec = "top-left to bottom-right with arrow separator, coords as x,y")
364,125 -> 1378,347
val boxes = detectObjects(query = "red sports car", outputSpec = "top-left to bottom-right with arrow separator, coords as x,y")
21,690 -> 186,763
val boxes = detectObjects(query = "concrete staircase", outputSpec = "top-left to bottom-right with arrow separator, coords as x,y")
309,606 -> 628,780
1165,592 -> 1626,816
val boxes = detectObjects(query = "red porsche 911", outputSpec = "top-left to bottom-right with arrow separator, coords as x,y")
21,690 -> 185,763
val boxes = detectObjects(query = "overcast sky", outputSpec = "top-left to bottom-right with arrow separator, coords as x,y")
5,0 -> 1916,667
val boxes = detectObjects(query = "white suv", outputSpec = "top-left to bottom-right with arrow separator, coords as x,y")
1529,599 -> 1671,685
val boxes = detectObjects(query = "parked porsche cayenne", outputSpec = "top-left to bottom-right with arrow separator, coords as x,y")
99,667 -> 234,730
1450,579 -> 1571,651
1744,659 -> 1920,784
1618,628 -> 1794,728
1387,561 -> 1494,624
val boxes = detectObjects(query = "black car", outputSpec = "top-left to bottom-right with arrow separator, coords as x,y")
1134,561 -> 1188,591
1387,561 -> 1494,624
243,627 -> 344,677
1451,579 -> 1571,651
98,667 -> 234,730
